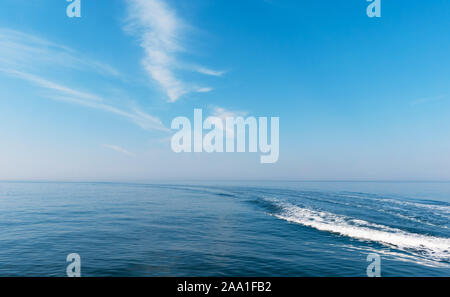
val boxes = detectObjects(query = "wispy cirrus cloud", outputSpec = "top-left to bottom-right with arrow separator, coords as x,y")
195,67 -> 226,77
0,68 -> 169,132
103,144 -> 135,156
211,106 -> 248,120
124,0 -> 225,102
0,28 -> 169,133
411,95 -> 448,106
209,106 -> 249,139
0,28 -> 119,77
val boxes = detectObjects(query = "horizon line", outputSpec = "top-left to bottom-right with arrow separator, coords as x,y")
1,179 -> 450,184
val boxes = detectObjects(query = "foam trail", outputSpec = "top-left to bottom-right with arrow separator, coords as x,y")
273,201 -> 450,266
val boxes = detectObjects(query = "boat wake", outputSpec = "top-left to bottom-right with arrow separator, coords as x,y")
269,199 -> 450,267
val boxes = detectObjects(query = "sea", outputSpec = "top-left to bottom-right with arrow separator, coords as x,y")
0,181 -> 449,277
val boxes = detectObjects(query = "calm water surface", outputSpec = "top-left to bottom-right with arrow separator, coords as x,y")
0,181 -> 449,276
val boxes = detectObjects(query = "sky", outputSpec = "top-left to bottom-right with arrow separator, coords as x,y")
0,0 -> 449,181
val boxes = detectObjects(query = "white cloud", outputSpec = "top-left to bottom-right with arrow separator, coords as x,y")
196,87 -> 213,93
209,106 -> 249,139
103,144 -> 135,156
411,95 -> 447,106
0,28 -> 170,133
0,28 -> 120,77
3,68 -> 103,102
0,68 -> 169,132
125,0 -> 223,102
195,67 -> 226,77
211,106 -> 248,120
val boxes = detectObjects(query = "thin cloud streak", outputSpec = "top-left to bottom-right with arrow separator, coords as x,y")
411,95 -> 447,106
103,144 -> 135,156
196,87 -> 213,93
0,28 -> 120,77
211,106 -> 248,120
0,68 -> 169,132
195,67 -> 226,77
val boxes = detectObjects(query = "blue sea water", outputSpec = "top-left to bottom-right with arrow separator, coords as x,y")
0,181 -> 449,277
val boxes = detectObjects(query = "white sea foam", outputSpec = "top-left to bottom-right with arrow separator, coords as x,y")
376,198 -> 450,215
340,193 -> 450,216
273,201 -> 450,266
378,208 -> 449,229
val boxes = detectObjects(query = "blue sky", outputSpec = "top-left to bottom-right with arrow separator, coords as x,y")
0,0 -> 449,181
